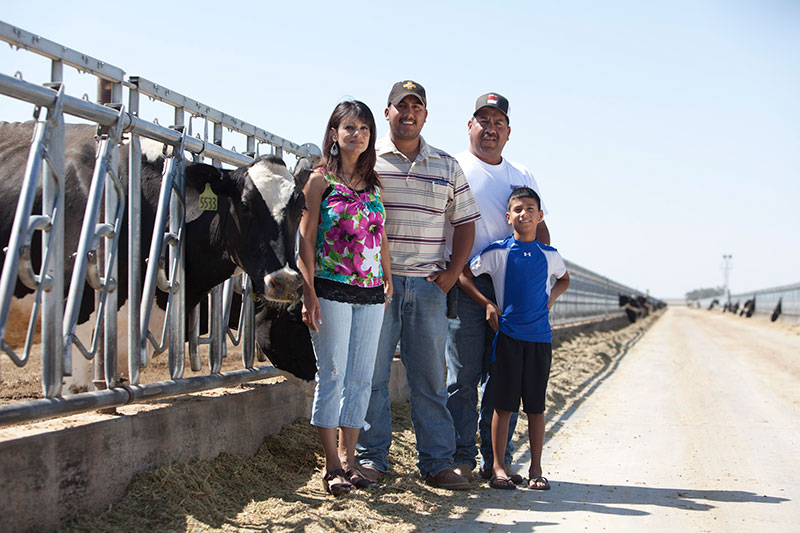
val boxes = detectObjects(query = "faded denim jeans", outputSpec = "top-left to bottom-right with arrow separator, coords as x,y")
356,274 -> 457,477
310,298 -> 385,429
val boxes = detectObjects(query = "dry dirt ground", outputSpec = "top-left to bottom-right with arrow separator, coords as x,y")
45,311 -> 666,532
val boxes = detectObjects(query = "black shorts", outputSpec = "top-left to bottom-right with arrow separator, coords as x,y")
485,332 -> 552,414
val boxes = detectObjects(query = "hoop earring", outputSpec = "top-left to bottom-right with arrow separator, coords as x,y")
330,142 -> 339,156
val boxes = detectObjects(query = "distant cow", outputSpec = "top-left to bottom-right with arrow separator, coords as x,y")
771,298 -> 782,322
739,298 -> 755,318
723,301 -> 740,314
619,294 -> 645,323
0,121 -> 306,387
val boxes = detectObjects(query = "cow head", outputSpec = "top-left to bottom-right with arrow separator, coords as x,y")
254,300 -> 316,382
185,155 -> 305,304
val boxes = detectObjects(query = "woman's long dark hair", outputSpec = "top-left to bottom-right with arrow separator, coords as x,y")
321,100 -> 380,190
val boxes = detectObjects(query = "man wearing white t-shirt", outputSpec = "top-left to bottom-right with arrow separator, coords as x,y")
446,93 -> 551,482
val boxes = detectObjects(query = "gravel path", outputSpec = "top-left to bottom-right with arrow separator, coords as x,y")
435,306 -> 800,532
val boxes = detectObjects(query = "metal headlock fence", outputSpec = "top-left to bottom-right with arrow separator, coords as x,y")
0,20 -> 651,428
693,283 -> 800,319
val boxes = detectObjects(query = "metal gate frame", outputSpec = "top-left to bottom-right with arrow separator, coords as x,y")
0,20 -> 320,427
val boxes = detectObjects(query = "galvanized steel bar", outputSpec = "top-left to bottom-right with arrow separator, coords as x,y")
127,85 -> 143,386
100,81 -> 125,389
242,277 -> 256,367
0,73 -> 251,167
62,107 -> 127,371
0,92 -> 66,383
139,149 -> 181,364
0,21 -> 125,82
168,111 -> 187,380
40,68 -> 65,396
188,304 -> 201,370
130,76 -> 314,159
0,364 -> 282,427
209,286 -> 224,372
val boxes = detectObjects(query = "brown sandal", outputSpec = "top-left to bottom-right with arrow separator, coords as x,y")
322,468 -> 353,496
346,468 -> 379,489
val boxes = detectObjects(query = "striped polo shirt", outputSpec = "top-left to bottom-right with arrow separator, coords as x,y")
376,135 -> 480,276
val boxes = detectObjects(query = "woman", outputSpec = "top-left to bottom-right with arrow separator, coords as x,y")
298,100 -> 392,496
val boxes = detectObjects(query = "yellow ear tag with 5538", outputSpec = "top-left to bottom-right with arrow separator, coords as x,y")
199,183 -> 218,211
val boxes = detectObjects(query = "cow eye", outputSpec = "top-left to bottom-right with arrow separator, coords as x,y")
241,198 -> 252,214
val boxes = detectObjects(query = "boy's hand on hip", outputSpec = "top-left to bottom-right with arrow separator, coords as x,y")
486,303 -> 499,332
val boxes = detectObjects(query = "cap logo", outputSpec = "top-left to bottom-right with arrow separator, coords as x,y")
488,94 -> 499,104
403,82 -> 417,90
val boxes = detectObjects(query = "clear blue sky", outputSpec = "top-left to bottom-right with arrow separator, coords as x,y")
2,1 -> 798,298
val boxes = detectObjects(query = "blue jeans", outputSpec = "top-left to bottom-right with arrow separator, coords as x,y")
310,298 -> 385,429
445,275 -> 517,469
356,275 -> 456,477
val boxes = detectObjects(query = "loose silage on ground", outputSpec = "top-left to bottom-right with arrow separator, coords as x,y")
61,312 -> 663,533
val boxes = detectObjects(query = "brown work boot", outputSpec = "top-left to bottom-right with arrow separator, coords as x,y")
452,464 -> 474,481
425,468 -> 471,490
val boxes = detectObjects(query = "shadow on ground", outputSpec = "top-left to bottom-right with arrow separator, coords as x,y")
431,480 -> 789,532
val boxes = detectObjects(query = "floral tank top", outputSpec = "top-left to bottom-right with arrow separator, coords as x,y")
314,168 -> 385,303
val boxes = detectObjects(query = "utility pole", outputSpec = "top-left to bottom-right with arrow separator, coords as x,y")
721,254 -> 733,304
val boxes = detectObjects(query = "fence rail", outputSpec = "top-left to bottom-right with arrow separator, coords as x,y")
693,283 -> 800,318
550,259 -> 648,325
0,20 -> 652,428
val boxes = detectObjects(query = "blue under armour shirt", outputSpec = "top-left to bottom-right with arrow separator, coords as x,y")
470,236 -> 567,345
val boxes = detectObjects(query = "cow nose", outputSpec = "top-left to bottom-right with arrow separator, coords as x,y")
264,266 -> 303,303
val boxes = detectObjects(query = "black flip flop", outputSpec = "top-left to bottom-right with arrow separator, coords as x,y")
528,476 -> 551,490
489,476 -> 517,490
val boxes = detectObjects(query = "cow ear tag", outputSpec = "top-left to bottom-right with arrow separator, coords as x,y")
199,183 -> 218,211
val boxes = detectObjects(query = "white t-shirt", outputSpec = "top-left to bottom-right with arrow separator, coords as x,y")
455,150 -> 548,259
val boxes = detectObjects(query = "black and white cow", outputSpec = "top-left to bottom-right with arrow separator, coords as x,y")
254,300 -> 316,393
619,294 -> 645,323
771,298 -> 782,322
739,298 -> 755,318
0,121 -> 308,386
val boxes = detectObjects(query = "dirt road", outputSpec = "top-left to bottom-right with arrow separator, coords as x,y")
440,306 -> 800,532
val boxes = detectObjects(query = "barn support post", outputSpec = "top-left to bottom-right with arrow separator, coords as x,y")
41,59 -> 65,397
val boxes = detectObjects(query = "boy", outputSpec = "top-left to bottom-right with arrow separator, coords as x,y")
458,187 -> 570,490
